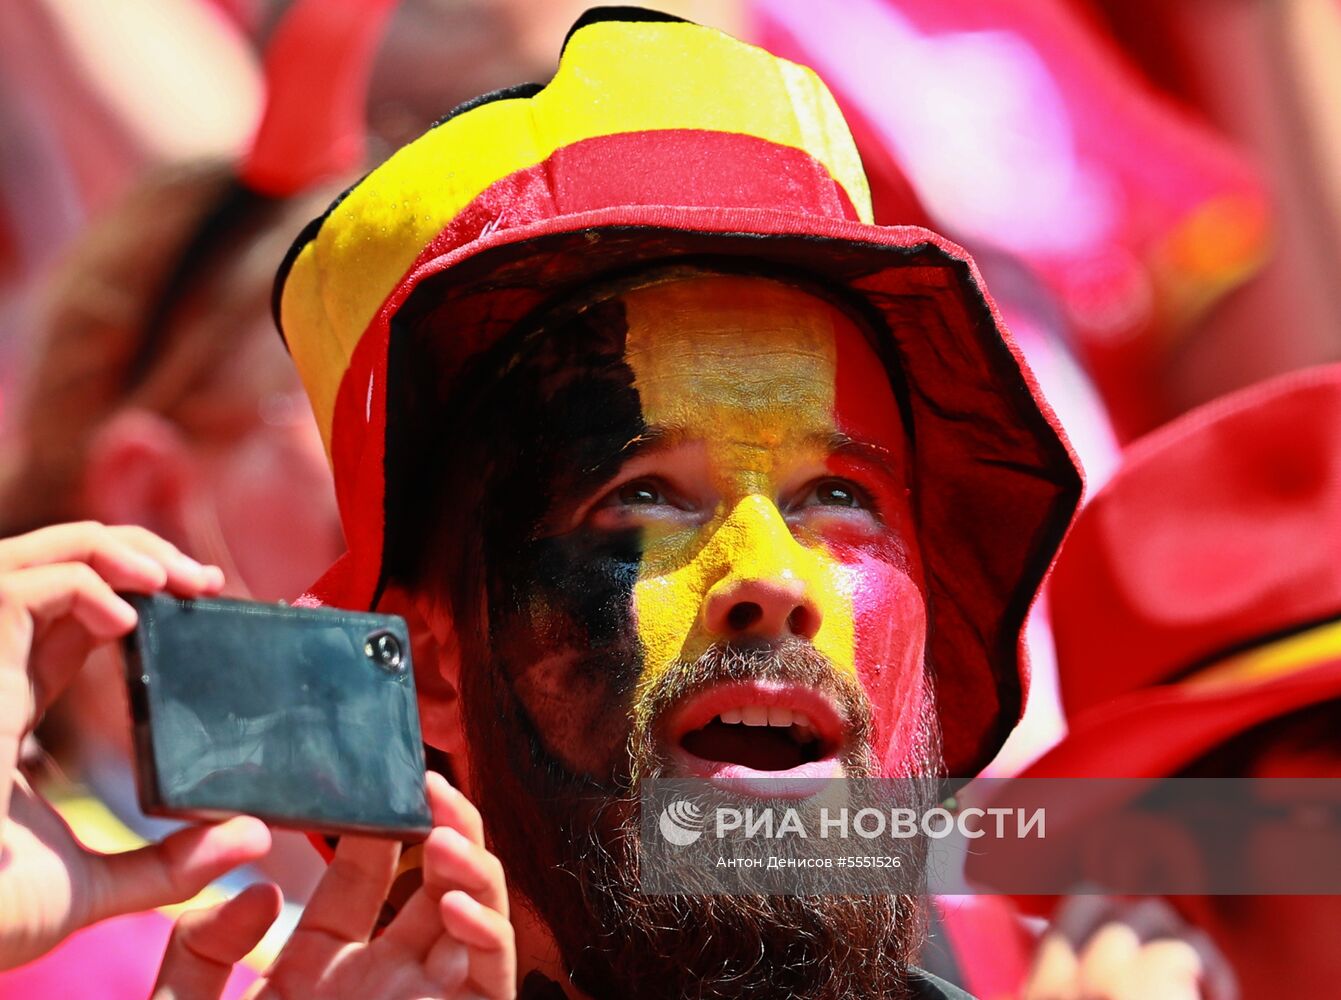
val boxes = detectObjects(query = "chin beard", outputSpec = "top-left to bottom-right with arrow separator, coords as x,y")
462,639 -> 944,1000
558,808 -> 931,999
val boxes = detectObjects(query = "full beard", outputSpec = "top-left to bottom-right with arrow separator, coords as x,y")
462,638 -> 944,1000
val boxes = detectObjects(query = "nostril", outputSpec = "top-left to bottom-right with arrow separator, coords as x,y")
704,582 -> 824,640
726,602 -> 764,631
788,605 -> 819,639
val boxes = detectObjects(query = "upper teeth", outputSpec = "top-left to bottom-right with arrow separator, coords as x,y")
716,708 -> 814,730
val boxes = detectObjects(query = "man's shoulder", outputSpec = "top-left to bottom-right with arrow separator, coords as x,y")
908,966 -> 978,1000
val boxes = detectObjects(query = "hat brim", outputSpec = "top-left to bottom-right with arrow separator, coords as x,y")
1013,653 -> 1341,780
308,205 -> 1081,778
965,653 -> 1341,909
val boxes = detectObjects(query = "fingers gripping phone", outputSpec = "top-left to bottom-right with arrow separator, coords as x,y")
121,594 -> 432,838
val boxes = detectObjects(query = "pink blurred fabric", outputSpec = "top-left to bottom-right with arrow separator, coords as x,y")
0,910 -> 257,999
749,0 -> 1270,438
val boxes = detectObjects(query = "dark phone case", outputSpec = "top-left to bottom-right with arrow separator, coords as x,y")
122,594 -> 431,839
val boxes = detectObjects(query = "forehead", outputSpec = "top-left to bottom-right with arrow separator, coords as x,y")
615,274 -> 903,452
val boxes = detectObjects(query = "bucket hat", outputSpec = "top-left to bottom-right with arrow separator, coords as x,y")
275,7 -> 1081,777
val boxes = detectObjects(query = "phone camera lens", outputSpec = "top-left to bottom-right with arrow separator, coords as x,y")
365,631 -> 404,672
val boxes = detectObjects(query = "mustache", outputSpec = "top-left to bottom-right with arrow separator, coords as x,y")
626,637 -> 877,784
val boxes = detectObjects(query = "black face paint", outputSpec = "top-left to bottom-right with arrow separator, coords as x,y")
392,293 -> 654,781
482,303 -> 651,781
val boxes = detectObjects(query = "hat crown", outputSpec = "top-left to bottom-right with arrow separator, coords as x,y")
277,12 -> 871,456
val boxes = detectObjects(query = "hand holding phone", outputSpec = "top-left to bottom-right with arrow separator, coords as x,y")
0,522 -> 271,971
153,773 -> 518,1000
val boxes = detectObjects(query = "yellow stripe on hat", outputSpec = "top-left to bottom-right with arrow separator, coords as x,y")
1182,618 -> 1341,691
280,16 -> 873,454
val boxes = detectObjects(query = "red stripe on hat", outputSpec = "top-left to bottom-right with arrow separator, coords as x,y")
407,130 -> 861,275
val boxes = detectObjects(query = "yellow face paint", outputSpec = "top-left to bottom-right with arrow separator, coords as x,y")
622,277 -> 860,704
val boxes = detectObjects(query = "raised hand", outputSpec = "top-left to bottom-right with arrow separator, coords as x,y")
1021,895 -> 1238,1000
153,772 -> 517,1000
0,522 -> 272,971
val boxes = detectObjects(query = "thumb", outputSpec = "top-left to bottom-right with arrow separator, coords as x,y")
151,882 -> 282,1000
85,817 -> 272,924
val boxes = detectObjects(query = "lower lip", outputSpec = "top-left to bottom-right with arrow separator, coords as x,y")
669,750 -> 845,799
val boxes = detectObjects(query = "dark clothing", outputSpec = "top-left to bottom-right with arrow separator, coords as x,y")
910,966 -> 978,999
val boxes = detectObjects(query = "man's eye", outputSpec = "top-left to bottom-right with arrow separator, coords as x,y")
616,479 -> 665,505
809,479 -> 865,508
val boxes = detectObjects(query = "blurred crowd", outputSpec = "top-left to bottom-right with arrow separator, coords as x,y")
0,1 -> 1338,998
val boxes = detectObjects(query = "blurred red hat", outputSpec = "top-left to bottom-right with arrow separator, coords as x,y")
965,364 -> 1341,906
1032,362 -> 1341,779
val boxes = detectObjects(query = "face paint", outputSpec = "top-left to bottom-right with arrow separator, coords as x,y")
621,280 -> 857,684
460,297 -> 651,778
453,273 -> 927,784
830,306 -> 930,773
619,276 -> 927,775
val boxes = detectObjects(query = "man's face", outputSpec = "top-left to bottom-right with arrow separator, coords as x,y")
423,272 -> 938,997
482,274 -> 930,786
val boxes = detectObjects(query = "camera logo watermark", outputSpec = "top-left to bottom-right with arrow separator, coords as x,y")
659,799 -> 706,846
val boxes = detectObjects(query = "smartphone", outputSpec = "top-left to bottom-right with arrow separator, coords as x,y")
121,594 -> 432,839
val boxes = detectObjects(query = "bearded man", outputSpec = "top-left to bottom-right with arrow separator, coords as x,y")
274,9 -> 1081,998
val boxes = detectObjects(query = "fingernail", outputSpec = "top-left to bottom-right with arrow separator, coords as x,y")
445,889 -> 482,913
442,826 -> 469,849
126,551 -> 167,582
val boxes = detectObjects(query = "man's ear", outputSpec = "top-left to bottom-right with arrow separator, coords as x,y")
82,409 -> 195,539
376,580 -> 467,758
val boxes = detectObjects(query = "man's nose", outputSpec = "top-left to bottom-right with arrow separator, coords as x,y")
699,495 -> 824,643
702,575 -> 822,641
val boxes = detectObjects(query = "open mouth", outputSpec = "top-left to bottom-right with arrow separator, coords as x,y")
665,681 -> 847,791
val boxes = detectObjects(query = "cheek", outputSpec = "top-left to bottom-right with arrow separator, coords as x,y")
488,533 -> 645,775
840,550 -> 928,773
209,432 -> 343,601
631,534 -> 711,693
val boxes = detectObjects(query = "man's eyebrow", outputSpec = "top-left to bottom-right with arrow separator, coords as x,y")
540,428 -> 690,537
820,432 -> 901,478
583,425 -> 688,477
615,425 -> 689,460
